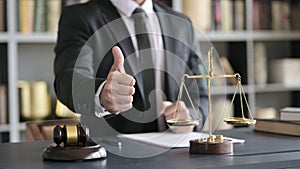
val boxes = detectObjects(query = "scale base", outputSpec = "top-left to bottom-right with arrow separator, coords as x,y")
189,137 -> 233,155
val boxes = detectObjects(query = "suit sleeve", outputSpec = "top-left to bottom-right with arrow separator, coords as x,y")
54,6 -> 104,114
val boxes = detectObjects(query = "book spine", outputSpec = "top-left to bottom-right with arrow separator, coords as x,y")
19,0 -> 35,33
281,1 -> 290,31
0,0 -> 4,32
18,81 -> 32,119
290,1 -> 300,30
46,0 -> 62,33
220,0 -> 232,32
182,0 -> 211,32
253,42 -> 267,85
234,0 -> 245,30
34,0 -> 47,32
252,1 -> 260,30
271,1 -> 282,31
214,0 -> 221,31
30,81 -> 51,120
0,85 -> 7,124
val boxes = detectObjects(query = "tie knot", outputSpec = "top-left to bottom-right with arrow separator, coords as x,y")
133,8 -> 146,14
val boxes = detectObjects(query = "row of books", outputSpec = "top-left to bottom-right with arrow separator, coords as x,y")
4,0 -> 300,33
17,0 -> 88,34
0,0 -> 5,32
18,80 -> 51,121
255,107 -> 300,136
269,58 -> 300,86
221,42 -> 300,86
183,0 -> 245,32
253,0 -> 300,31
1,80 -> 77,124
183,0 -> 300,32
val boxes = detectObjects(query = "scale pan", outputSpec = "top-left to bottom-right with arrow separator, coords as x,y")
167,119 -> 200,126
224,117 -> 256,125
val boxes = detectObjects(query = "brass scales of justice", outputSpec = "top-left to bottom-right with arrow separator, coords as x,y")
167,47 -> 256,154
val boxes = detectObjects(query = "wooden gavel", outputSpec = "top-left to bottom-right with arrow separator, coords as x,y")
53,124 -> 89,147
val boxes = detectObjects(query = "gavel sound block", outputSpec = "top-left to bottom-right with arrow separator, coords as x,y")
42,124 -> 107,161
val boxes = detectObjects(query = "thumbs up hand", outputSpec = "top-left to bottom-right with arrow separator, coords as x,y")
100,46 -> 136,114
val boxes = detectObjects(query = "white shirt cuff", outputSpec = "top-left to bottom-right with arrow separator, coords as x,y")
94,80 -> 112,118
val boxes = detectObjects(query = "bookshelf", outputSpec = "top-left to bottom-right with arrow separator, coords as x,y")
1,0 -> 300,142
1,0 -> 59,142
178,0 -> 300,118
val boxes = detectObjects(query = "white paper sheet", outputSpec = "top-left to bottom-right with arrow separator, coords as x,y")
118,132 -> 245,148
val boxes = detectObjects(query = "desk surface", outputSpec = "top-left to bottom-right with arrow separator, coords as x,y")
1,128 -> 300,169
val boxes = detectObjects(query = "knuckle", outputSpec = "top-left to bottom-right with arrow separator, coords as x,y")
129,86 -> 135,95
129,96 -> 133,103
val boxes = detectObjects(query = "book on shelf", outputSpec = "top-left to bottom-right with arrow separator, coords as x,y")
269,58 -> 300,86
18,80 -> 51,121
233,0 -> 245,30
182,0 -> 211,32
213,0 -> 221,31
0,85 -> 7,124
254,119 -> 300,136
290,1 -> 300,30
182,0 -> 245,32
17,0 -> 63,33
270,1 -> 281,31
34,0 -> 47,32
220,0 -> 232,32
46,0 -> 61,33
253,0 -> 271,30
0,0 -> 5,32
252,0 -> 300,31
19,0 -> 35,33
213,0 -> 245,31
46,0 -> 90,32
55,99 -> 79,119
280,107 -> 300,121
253,42 -> 267,85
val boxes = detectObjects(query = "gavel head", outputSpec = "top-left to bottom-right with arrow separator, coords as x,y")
53,124 -> 89,147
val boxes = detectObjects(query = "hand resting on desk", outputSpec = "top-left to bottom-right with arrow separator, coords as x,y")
161,101 -> 194,133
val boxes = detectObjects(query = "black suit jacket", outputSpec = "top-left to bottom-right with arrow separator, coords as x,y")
54,0 -> 208,133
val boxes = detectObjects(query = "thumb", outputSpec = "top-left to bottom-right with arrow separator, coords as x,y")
111,46 -> 125,73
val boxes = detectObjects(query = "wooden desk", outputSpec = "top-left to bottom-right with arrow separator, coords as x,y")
1,128 -> 300,169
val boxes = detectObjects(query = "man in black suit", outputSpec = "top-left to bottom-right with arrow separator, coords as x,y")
54,0 -> 208,134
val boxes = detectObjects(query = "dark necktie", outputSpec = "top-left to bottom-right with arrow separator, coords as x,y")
132,8 -> 155,111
